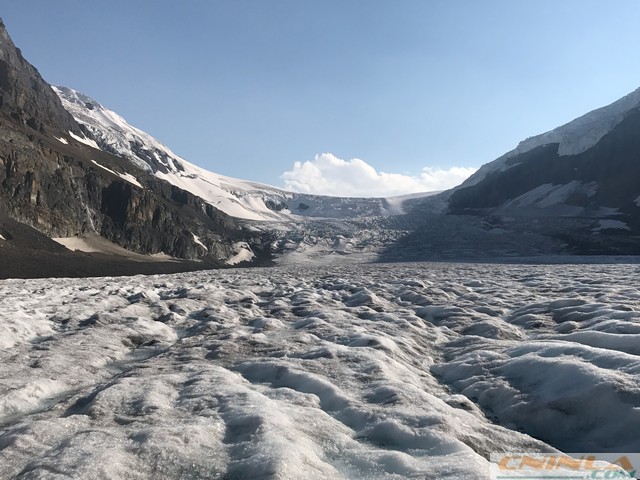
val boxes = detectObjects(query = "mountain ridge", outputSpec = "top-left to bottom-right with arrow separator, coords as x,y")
461,86 -> 640,189
54,85 -> 424,222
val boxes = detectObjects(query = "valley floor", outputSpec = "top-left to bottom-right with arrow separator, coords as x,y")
1,263 -> 639,479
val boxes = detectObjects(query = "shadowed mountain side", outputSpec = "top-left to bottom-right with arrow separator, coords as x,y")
0,214 -> 275,279
449,108 -> 640,217
380,210 -> 640,262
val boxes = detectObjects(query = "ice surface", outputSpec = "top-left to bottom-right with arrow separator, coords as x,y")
1,263 -> 639,478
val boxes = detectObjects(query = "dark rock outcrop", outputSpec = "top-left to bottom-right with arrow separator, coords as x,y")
0,18 -> 80,135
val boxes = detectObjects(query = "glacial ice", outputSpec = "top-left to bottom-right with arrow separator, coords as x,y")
1,263 -> 639,478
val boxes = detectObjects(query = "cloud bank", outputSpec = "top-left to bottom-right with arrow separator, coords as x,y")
281,153 -> 477,197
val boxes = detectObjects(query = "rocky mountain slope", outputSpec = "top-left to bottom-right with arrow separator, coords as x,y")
0,18 -> 271,276
63,69 -> 639,261
51,85 -> 432,265
390,89 -> 640,259
448,87 -> 640,220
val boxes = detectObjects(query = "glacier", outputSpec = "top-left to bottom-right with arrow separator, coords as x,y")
1,262 -> 639,479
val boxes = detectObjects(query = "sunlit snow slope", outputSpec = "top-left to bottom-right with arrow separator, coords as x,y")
2,263 -> 640,478
53,87 -> 422,222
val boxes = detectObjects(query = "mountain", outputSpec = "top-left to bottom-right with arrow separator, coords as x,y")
53,86 -> 411,222
0,20 -> 79,136
58,77 -> 640,259
390,89 -> 640,259
448,87 -> 640,219
446,87 -> 640,255
2,13 -> 638,276
0,16 -> 428,277
51,86 -> 435,264
0,18 -> 269,277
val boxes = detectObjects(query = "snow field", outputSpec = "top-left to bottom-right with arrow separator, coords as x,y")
1,263 -> 639,478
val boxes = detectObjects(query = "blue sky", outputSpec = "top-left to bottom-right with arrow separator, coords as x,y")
3,1 -> 640,195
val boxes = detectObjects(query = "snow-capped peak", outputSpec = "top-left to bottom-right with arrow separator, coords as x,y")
53,86 -> 180,173
53,86 -> 301,221
460,86 -> 640,188
516,86 -> 640,157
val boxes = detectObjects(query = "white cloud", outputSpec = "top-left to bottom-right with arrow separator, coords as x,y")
281,153 -> 477,198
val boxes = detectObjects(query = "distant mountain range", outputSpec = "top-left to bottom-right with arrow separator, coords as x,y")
0,17 -> 638,277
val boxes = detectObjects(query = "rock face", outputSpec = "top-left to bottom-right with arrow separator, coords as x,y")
0,19 -> 79,135
0,18 -> 250,262
441,105 -> 640,255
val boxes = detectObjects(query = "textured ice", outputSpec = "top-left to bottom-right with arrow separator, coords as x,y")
1,263 -> 639,478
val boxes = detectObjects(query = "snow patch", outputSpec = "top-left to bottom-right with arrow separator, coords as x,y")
52,234 -> 178,262
54,136 -> 68,145
149,252 -> 175,261
501,181 -> 597,210
91,160 -> 143,188
53,236 -> 105,253
192,233 -> 207,251
226,242 -> 255,265
68,130 -> 100,150
593,219 -> 630,232
383,191 -> 439,215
